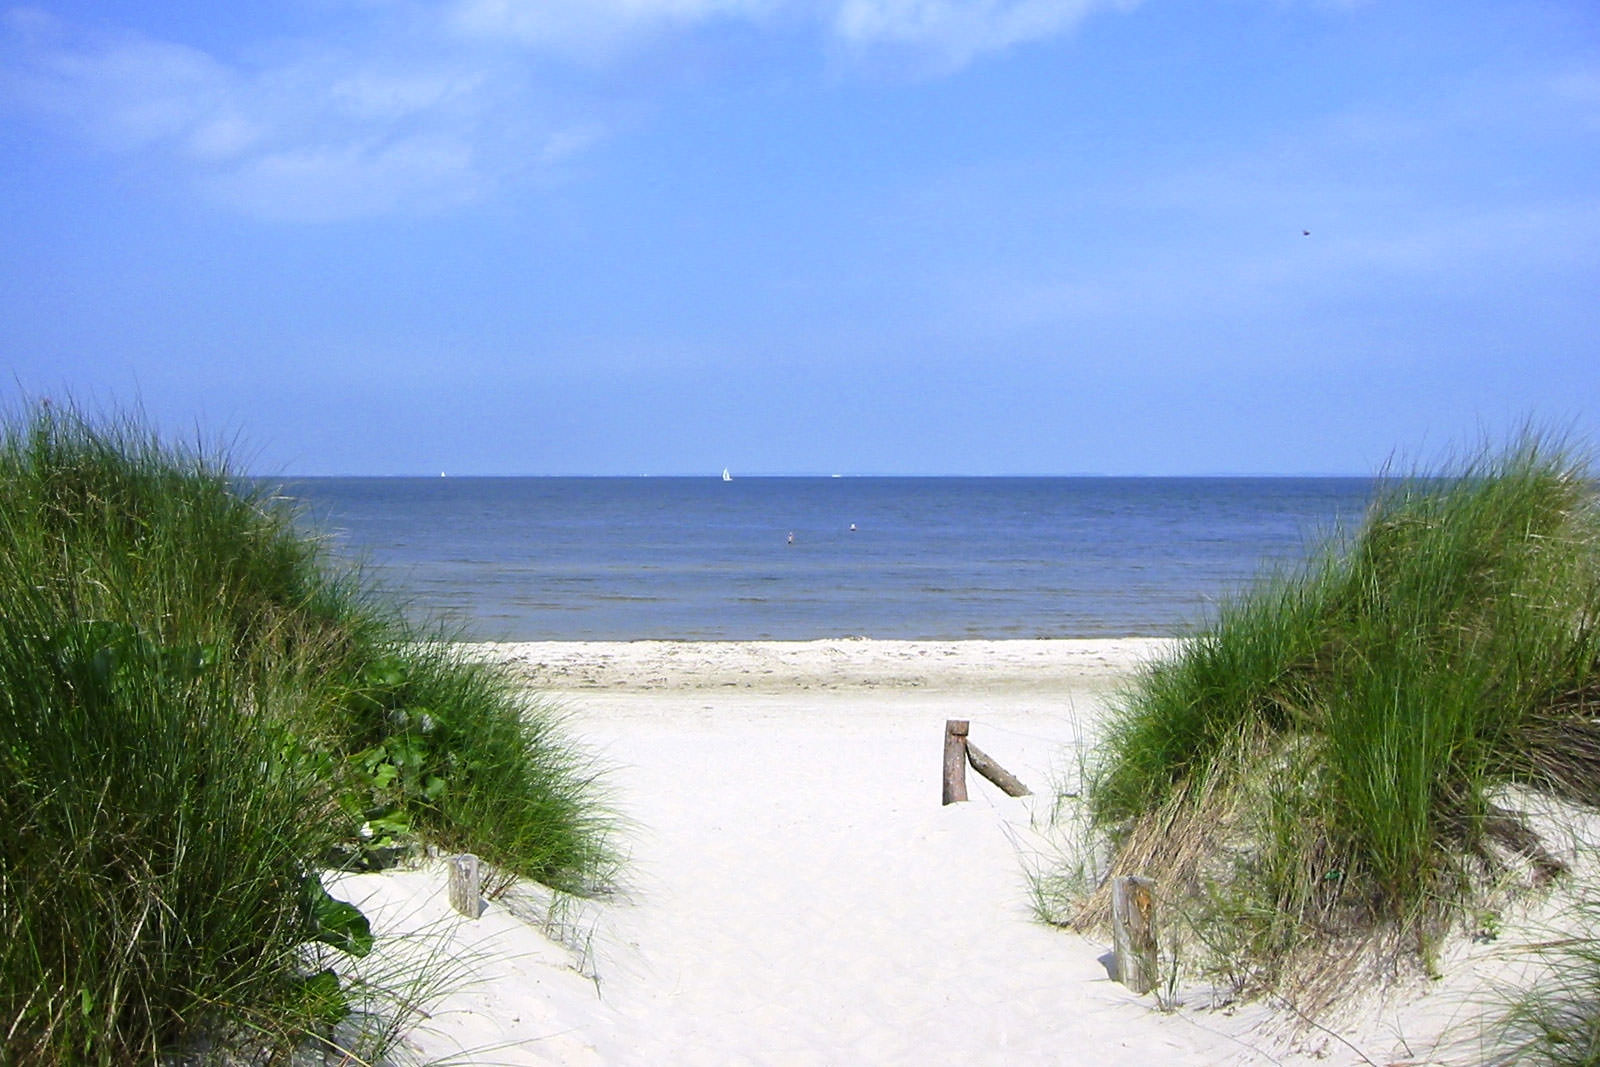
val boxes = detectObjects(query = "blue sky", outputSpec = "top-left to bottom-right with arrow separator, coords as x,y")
2,1 -> 1596,476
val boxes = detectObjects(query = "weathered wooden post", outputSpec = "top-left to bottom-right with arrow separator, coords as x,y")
1111,875 -> 1158,994
448,853 -> 483,919
966,741 -> 1031,797
943,720 -> 969,805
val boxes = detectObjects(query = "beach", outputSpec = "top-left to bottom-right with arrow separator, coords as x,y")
332,639 -> 1533,1066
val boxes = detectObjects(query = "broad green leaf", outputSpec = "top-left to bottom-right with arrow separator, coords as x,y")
304,875 -> 373,958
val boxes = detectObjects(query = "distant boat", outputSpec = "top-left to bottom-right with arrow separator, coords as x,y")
722,468 -> 732,482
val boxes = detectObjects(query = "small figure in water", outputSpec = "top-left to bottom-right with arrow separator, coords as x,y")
787,532 -> 795,545
849,523 -> 857,532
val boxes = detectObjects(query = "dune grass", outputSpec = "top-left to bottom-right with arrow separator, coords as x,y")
1080,433 -> 1600,1003
1493,891 -> 1600,1066
328,641 -> 613,890
0,402 -> 611,1063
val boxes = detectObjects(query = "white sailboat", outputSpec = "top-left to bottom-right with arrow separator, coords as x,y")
721,468 -> 733,482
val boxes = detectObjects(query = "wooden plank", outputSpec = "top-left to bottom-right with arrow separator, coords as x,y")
448,853 -> 483,919
942,720 -> 969,805
965,742 -> 1031,797
1110,875 -> 1158,994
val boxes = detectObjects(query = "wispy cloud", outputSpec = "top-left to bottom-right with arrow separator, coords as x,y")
1,0 -> 1130,221
444,0 -> 1132,65
5,12 -> 240,154
831,0 -> 1136,69
445,0 -> 784,58
1,7 -> 597,220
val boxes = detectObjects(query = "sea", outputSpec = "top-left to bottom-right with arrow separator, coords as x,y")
276,477 -> 1376,642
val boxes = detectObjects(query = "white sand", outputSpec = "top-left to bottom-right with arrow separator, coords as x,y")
330,640 -> 1559,1065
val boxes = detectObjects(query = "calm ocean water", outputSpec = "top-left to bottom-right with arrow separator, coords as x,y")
277,477 -> 1375,641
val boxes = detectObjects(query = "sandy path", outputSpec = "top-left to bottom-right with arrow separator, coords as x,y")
556,686 -> 1262,1066
334,640 -> 1514,1065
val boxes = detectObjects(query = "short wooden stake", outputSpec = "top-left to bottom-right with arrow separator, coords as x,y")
1111,875 -> 1158,995
942,720 -> 969,805
447,853 -> 482,919
965,742 -> 1031,797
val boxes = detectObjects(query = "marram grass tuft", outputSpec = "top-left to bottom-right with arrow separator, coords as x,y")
1079,432 -> 1600,1004
0,401 -> 613,1063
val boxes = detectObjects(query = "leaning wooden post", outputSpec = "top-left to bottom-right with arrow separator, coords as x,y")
942,720 -> 969,805
447,853 -> 482,919
965,741 -> 1031,797
1111,875 -> 1158,994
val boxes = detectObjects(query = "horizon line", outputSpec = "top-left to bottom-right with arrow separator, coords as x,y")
262,470 -> 1376,480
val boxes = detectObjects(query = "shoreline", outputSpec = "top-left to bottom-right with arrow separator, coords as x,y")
463,636 -> 1184,694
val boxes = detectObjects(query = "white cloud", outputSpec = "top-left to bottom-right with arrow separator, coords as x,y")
445,0 -> 1124,62
539,122 -> 606,164
185,114 -> 265,162
327,69 -> 486,123
6,21 -> 237,152
205,134 -> 483,222
831,0 -> 1137,67
0,9 -> 579,221
1,0 -> 1138,221
445,0 -> 782,59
